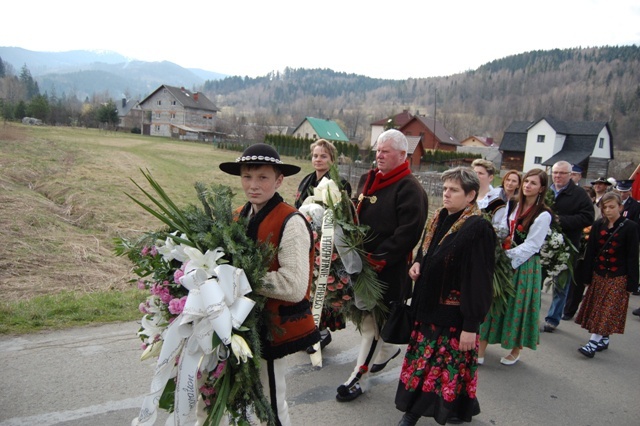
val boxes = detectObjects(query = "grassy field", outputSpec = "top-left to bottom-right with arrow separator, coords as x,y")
0,123 -> 315,334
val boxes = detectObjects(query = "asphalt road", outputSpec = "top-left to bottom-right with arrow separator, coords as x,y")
1,291 -> 639,426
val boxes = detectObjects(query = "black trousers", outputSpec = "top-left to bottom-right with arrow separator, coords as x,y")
564,280 -> 585,317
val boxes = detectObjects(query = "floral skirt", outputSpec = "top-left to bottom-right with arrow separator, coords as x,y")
395,322 -> 480,425
575,274 -> 629,335
479,257 -> 541,350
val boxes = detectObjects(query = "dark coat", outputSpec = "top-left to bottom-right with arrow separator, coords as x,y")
622,196 -> 640,237
580,216 -> 639,291
412,212 -> 496,333
552,183 -> 595,248
357,173 -> 428,306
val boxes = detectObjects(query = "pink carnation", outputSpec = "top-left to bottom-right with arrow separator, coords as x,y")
173,269 -> 185,284
137,280 -> 146,290
168,296 -> 187,315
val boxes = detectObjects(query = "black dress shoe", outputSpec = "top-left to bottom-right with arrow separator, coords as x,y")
370,348 -> 401,373
633,307 -> 640,316
336,382 -> 363,402
306,330 -> 332,354
561,314 -> 574,321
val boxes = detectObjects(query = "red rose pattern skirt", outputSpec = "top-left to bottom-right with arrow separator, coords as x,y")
575,274 -> 629,335
395,322 -> 480,425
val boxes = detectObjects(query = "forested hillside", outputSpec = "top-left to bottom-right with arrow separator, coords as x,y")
203,46 -> 640,149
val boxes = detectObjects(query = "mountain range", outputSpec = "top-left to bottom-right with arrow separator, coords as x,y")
0,47 -> 227,99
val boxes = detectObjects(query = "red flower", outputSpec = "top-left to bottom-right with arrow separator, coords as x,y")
358,365 -> 368,374
516,224 -> 524,232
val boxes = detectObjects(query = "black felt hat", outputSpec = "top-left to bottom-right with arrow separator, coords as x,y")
219,143 -> 301,176
590,176 -> 611,186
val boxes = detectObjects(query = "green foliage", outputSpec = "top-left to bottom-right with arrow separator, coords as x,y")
19,64 -> 40,100
26,94 -> 50,121
96,100 -> 119,125
422,150 -> 481,164
263,134 -> 360,161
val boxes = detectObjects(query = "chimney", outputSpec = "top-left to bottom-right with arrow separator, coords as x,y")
193,92 -> 199,101
122,98 -> 126,108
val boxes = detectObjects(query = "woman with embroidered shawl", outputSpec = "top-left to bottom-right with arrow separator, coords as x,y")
478,169 -> 553,366
395,167 -> 495,426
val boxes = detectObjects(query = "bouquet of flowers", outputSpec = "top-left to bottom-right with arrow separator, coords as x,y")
541,190 -> 579,290
115,170 -> 277,426
298,168 -> 387,333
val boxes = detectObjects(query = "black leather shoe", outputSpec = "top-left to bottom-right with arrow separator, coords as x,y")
370,348 -> 401,373
633,307 -> 640,316
306,330 -> 332,354
561,314 -> 574,321
336,382 -> 363,402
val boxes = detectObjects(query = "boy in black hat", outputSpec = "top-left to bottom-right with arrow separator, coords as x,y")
219,143 -> 320,426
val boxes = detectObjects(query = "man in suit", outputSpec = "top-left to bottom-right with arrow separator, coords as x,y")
544,161 -> 595,330
616,179 -> 640,296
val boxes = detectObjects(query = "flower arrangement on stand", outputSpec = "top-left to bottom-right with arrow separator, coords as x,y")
298,168 -> 387,332
115,170 -> 277,426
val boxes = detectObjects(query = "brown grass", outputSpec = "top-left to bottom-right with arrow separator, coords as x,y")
0,123 -> 312,302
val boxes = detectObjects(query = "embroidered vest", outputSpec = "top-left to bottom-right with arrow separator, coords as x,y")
237,202 -> 319,360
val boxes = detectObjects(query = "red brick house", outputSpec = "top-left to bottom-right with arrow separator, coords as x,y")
400,116 -> 460,152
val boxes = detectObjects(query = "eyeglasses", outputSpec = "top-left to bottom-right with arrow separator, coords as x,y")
552,171 -> 570,175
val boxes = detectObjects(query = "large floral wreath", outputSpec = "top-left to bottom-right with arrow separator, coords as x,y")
298,168 -> 387,334
115,170 -> 278,426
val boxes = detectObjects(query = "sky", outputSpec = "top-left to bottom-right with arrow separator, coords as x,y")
2,0 -> 640,80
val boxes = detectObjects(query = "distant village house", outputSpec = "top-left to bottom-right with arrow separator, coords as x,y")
138,85 -> 219,141
292,117 -> 349,143
500,116 -> 613,179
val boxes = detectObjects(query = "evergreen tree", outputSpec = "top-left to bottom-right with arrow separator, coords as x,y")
19,64 -> 40,100
27,94 -> 51,121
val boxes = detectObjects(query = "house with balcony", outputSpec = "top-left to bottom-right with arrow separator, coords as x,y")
138,85 -> 219,141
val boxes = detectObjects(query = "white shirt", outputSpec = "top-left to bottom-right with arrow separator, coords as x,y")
504,207 -> 552,269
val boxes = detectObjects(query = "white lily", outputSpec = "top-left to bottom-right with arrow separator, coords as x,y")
156,232 -> 190,262
183,246 -> 225,276
139,312 -> 164,337
140,340 -> 163,361
313,177 -> 342,205
230,334 -> 253,364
